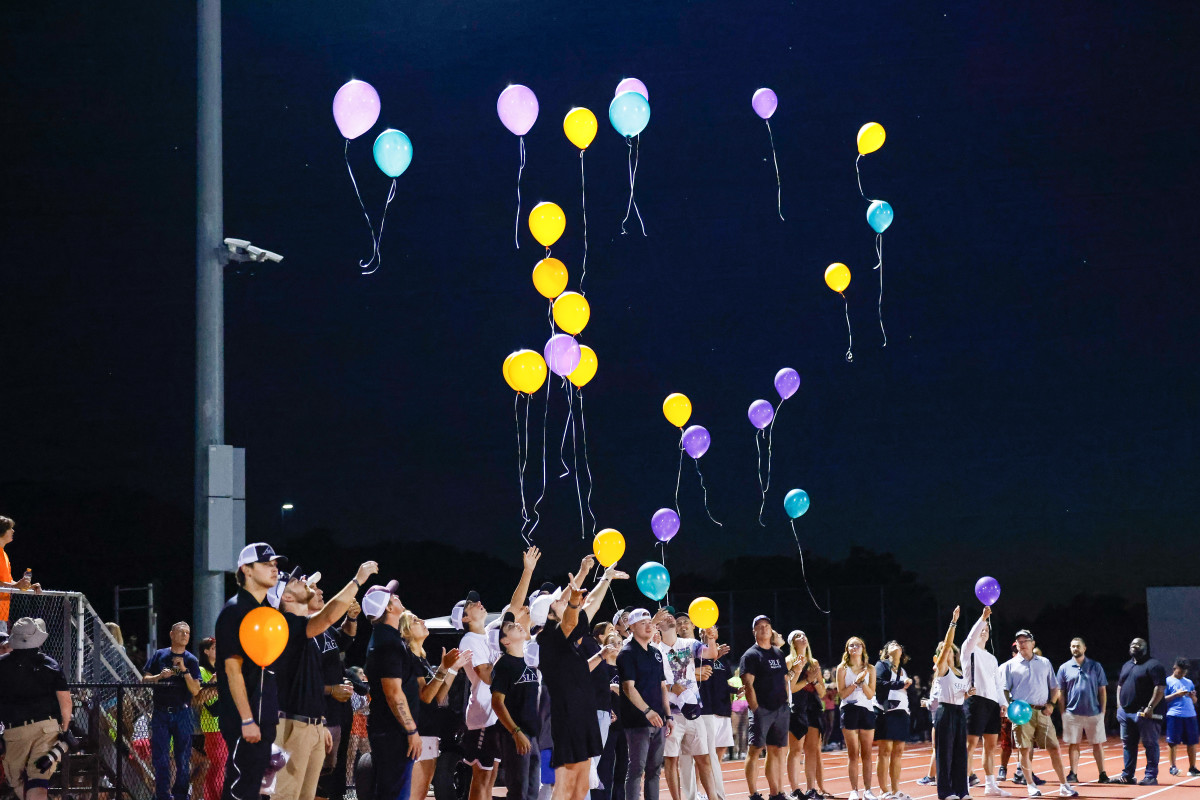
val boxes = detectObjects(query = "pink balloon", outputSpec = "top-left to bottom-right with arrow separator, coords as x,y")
752,88 -> 778,120
615,78 -> 648,101
544,334 -> 581,377
332,80 -> 381,140
497,85 -> 539,136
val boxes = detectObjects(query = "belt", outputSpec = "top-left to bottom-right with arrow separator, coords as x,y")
5,716 -> 58,729
279,712 -> 325,726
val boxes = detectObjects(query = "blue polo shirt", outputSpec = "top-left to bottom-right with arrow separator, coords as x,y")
1005,654 -> 1057,706
1056,657 -> 1107,716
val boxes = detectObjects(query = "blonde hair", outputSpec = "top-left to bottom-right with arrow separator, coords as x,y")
840,636 -> 868,670
397,611 -> 426,659
934,641 -> 962,676
787,632 -> 815,669
105,622 -> 124,647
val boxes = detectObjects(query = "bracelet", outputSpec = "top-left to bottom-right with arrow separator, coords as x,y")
241,719 -> 255,726
949,622 -> 957,627
406,728 -> 418,735
512,727 -> 523,736
642,707 -> 653,716
352,578 -> 361,587
446,669 -> 458,677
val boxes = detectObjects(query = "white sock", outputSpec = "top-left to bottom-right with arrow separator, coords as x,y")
1027,787 -> 1038,797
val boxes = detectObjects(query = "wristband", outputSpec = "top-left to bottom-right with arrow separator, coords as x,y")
446,669 -> 458,677
241,719 -> 255,726
352,578 -> 361,588
642,707 -> 653,716
406,728 -> 418,735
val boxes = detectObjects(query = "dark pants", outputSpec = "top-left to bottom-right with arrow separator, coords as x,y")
368,732 -> 415,800
1118,709 -> 1160,780
151,707 -> 194,800
935,704 -> 968,800
221,725 -> 278,800
624,727 -> 665,800
500,731 -> 541,800
594,723 -> 627,800
318,719 -> 350,800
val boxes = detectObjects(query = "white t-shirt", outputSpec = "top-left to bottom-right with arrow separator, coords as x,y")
659,637 -> 704,708
460,631 -> 497,730
961,615 -> 1005,704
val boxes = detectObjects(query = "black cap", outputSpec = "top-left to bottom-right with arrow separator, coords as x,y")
1015,629 -> 1034,641
752,614 -> 772,629
463,590 -> 481,604
537,582 -> 557,594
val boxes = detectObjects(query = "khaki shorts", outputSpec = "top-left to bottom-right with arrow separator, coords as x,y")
1014,711 -> 1057,749
2,719 -> 63,790
664,713 -> 710,758
1061,712 -> 1105,745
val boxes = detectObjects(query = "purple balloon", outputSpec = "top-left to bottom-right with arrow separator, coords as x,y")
651,508 -> 680,543
975,576 -> 1001,607
332,80 -> 381,140
774,368 -> 800,400
681,425 -> 711,459
543,333 -> 581,377
497,85 -> 539,136
752,88 -> 778,120
748,400 -> 774,430
615,78 -> 648,100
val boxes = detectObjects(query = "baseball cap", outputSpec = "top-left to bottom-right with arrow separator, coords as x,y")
361,580 -> 400,620
752,614 -> 772,629
266,565 -> 313,608
661,605 -> 676,617
450,590 -> 482,631
628,608 -> 652,625
238,542 -> 288,568
787,629 -> 804,643
612,609 -> 630,626
1014,629 -> 1034,641
531,582 -> 557,597
530,589 -> 562,627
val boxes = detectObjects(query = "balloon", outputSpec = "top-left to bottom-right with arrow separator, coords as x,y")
636,562 -> 670,602
563,107 -> 598,150
975,576 -> 1002,607
609,92 -> 651,138
662,393 -> 692,428
681,425 -> 711,459
857,122 -> 886,155
774,368 -> 801,400
532,258 -> 568,299
1007,700 -> 1033,726
568,345 -> 597,388
497,84 -> 538,136
867,200 -> 894,233
752,88 -> 778,120
332,79 -> 380,140
615,78 -> 648,100
651,508 -> 680,543
688,596 -> 719,629
372,129 -> 412,178
784,489 -> 810,519
502,352 -> 519,391
528,202 -> 566,248
508,349 -> 548,394
825,263 -> 851,293
544,333 -> 582,377
239,606 -> 288,667
747,400 -> 774,430
593,528 -> 626,567
552,291 -> 590,335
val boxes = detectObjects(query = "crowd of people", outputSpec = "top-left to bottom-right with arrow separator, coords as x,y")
0,524 -> 1196,800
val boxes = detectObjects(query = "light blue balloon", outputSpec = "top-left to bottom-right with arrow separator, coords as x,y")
784,489 -> 810,519
373,129 -> 412,178
867,200 -> 893,233
609,91 -> 651,138
636,561 -> 671,601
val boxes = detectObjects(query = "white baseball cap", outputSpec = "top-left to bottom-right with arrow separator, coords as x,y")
628,608 -> 652,625
530,588 -> 562,627
238,542 -> 287,568
362,580 -> 400,620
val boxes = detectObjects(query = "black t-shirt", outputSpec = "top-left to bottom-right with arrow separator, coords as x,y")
492,652 -> 542,737
1118,657 -> 1168,712
315,627 -> 353,721
539,611 -> 596,729
215,588 -> 280,732
0,650 -> 70,726
617,637 -> 667,727
365,622 -> 419,735
578,637 -> 615,712
698,655 -> 734,716
274,613 -> 325,719
143,648 -> 202,709
739,645 -> 789,711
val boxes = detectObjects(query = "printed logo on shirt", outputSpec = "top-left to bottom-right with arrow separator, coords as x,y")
515,665 -> 540,685
767,658 -> 783,669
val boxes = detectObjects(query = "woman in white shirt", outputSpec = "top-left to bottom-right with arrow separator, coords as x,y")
874,641 -> 913,800
837,637 -> 879,800
934,606 -> 971,800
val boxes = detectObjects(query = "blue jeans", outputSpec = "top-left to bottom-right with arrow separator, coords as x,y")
151,707 -> 195,800
1118,708 -> 1160,780
367,732 -> 415,800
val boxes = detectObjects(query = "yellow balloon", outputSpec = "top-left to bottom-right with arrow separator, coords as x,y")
568,345 -> 597,388
532,258 -> 569,299
528,202 -> 566,247
687,596 -> 719,629
509,349 -> 548,394
593,528 -> 625,568
552,291 -> 590,335
563,107 -> 598,150
825,263 -> 851,293
502,352 -> 519,391
857,122 -> 886,155
662,393 -> 692,428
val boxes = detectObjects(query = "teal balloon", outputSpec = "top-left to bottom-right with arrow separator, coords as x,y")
867,200 -> 893,233
784,489 -> 810,519
609,91 -> 651,138
373,129 -> 412,178
636,561 -> 671,601
1007,700 -> 1033,726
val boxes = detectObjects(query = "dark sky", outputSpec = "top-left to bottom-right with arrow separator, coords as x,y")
4,1 -> 1199,606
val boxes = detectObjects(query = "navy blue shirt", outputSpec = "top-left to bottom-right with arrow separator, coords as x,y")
617,637 -> 667,727
698,655 -> 734,716
1118,657 -> 1167,713
739,645 -> 789,711
144,648 -> 201,709
215,588 -> 279,733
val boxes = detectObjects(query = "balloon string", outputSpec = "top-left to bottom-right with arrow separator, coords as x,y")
791,519 -> 830,614
527,370 -> 551,541
842,292 -> 854,363
580,151 -> 588,295
694,458 -> 723,527
547,299 -> 555,336
361,178 -> 397,276
578,389 -> 597,535
515,392 -> 530,536
674,443 -> 684,517
559,379 -> 572,478
875,233 -> 887,347
346,139 -> 380,273
765,119 -> 784,221
258,672 -> 264,721
568,383 -> 584,539
757,400 -> 783,526
520,393 -> 533,546
620,136 -> 646,237
755,428 -> 764,497
855,153 -> 869,202
514,136 -> 525,250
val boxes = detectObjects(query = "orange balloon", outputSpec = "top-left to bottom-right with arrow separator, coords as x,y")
239,606 -> 288,667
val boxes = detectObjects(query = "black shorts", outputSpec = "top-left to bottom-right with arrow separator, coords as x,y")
965,696 -> 1002,736
461,724 -> 504,770
875,710 -> 910,741
789,709 -> 810,740
841,704 -> 877,731
748,705 -> 790,748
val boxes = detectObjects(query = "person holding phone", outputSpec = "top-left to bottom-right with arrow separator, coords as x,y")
143,622 -> 202,800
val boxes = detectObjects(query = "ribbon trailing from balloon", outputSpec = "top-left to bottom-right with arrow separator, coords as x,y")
360,128 -> 413,275
564,108 -> 597,293
784,489 -> 828,614
662,393 -> 692,514
825,263 -> 853,362
681,425 -> 722,526
498,85 -> 539,250
751,367 -> 800,525
503,350 -> 548,544
611,86 -> 650,236
569,345 -> 598,535
857,122 -> 891,346
752,88 -> 784,221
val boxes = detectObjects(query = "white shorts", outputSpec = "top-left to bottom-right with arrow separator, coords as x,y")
664,713 -> 711,758
1061,713 -> 1105,745
701,715 -> 735,748
418,735 -> 440,762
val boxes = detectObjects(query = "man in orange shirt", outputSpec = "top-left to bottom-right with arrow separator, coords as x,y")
0,516 -> 43,638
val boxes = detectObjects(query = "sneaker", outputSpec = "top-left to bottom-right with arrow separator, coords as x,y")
947,795 -> 961,800
1110,775 -> 1135,784
918,777 -> 936,786
806,791 -> 821,800
848,792 -> 860,800
1012,775 -> 1027,786
1065,773 -> 1077,784
970,775 -> 981,788
1057,787 -> 1077,798
750,794 -> 767,800
1170,767 -> 1180,776
896,793 -> 914,800
864,791 -> 880,800
1026,789 -> 1041,798
1031,775 -> 1046,786
1096,773 -> 1110,784
1189,768 -> 1200,777
984,787 -> 1012,797
1138,777 -> 1158,786
998,768 -> 1007,782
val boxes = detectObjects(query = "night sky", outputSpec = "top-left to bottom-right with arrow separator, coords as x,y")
4,1 -> 1199,615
